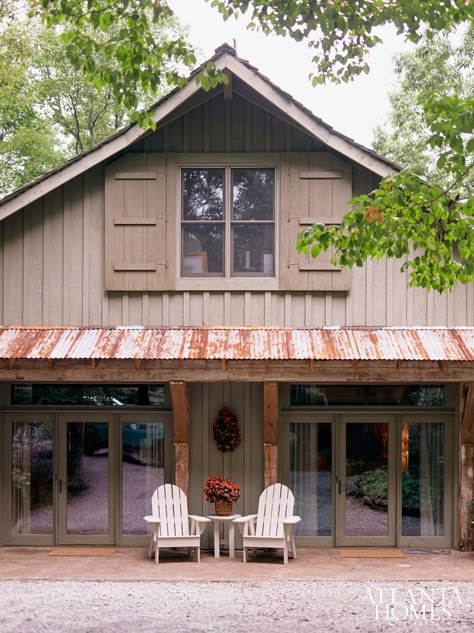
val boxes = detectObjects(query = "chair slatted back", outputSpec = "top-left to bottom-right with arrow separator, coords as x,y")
256,483 -> 294,537
151,484 -> 189,537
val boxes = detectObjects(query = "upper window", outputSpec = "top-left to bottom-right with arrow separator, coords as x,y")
181,167 -> 275,277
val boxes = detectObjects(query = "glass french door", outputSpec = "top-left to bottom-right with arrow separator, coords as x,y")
57,415 -> 115,544
399,414 -> 452,548
336,416 -> 397,546
3,415 -> 55,545
2,412 -> 172,546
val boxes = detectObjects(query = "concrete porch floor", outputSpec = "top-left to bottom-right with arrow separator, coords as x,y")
1,547 -> 473,582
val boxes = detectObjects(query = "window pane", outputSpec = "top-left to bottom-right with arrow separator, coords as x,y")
345,423 -> 389,537
289,384 -> 447,407
232,224 -> 274,274
66,422 -> 109,535
122,422 -> 165,535
232,169 -> 274,220
11,384 -> 166,406
182,223 -> 224,275
11,422 -> 53,535
402,423 -> 445,537
182,168 -> 224,220
290,422 -> 332,536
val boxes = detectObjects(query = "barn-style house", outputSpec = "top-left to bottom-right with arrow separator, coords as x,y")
0,44 -> 472,552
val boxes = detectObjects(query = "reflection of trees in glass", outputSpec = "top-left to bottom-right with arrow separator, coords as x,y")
182,223 -> 224,273
11,384 -> 165,406
232,169 -> 274,220
182,169 -> 224,220
408,385 -> 446,407
232,224 -> 274,272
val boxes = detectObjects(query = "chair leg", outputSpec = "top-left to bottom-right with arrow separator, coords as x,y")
291,532 -> 297,559
243,547 -> 247,563
196,547 -> 200,563
148,533 -> 154,559
155,544 -> 159,564
283,542 -> 288,565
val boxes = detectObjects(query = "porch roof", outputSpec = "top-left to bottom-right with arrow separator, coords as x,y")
0,326 -> 473,362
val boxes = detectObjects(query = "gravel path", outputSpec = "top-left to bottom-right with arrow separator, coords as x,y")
0,581 -> 472,633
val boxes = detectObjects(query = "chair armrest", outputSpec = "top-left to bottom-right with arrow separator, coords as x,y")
188,514 -> 211,524
189,514 -> 211,536
282,516 -> 301,525
143,515 -> 160,524
233,514 -> 258,536
233,514 -> 258,524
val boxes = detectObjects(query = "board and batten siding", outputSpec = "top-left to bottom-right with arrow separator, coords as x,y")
1,87 -> 473,327
188,382 -> 264,549
1,164 -> 473,328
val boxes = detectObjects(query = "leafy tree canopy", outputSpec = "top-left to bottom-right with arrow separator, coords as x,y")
4,1 -> 474,291
0,1 -> 196,193
211,1 -> 474,292
372,25 -> 474,193
29,0 -> 223,128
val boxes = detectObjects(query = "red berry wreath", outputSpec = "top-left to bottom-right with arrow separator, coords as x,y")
213,407 -> 241,452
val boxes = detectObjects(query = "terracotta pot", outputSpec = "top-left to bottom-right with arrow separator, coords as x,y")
214,500 -> 233,516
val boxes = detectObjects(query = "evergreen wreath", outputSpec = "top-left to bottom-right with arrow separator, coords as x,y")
212,407 -> 241,452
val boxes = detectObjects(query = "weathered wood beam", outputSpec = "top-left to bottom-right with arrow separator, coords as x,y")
47,359 -> 55,370
1,359 -> 474,383
458,382 -> 474,551
263,381 -> 279,488
170,381 -> 189,496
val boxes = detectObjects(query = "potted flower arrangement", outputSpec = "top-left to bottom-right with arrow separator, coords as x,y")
203,475 -> 240,516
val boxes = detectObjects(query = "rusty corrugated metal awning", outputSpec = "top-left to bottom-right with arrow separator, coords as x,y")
0,326 -> 473,362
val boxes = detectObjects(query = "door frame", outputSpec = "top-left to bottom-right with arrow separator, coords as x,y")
336,414 -> 397,547
279,412 -> 336,547
116,411 -> 174,547
2,413 -> 56,546
397,412 -> 454,549
57,413 -> 116,545
281,410 -> 455,548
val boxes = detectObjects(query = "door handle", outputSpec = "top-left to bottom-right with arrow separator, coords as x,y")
58,478 -> 63,494
338,479 -> 342,495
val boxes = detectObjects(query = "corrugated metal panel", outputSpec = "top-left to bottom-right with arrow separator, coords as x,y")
0,326 -> 473,362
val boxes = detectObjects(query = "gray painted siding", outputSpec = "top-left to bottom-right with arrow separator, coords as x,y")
188,382 -> 264,549
1,90 -> 473,327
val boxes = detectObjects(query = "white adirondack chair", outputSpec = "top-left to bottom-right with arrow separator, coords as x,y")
234,483 -> 301,564
143,484 -> 210,563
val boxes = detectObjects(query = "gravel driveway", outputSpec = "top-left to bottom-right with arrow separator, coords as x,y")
0,580 -> 472,632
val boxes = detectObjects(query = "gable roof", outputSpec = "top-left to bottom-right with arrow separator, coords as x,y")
0,43 -> 399,221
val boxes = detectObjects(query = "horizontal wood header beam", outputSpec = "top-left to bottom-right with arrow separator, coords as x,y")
0,359 -> 473,383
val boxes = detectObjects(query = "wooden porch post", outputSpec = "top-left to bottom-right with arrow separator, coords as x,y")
459,382 -> 474,551
170,381 -> 189,497
263,381 -> 279,488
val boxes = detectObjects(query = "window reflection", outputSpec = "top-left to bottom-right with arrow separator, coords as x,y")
182,169 -> 224,220
122,422 -> 165,535
290,422 -> 332,536
401,423 -> 445,537
232,224 -> 274,274
11,422 -> 53,535
232,169 -> 274,221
